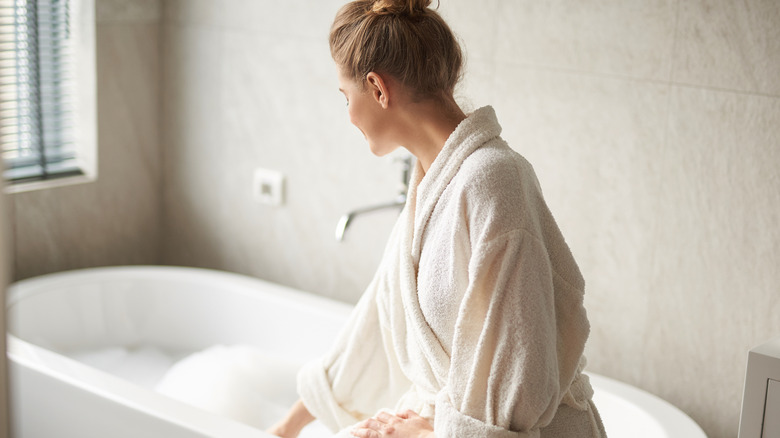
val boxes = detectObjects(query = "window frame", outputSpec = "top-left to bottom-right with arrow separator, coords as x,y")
1,0 -> 96,193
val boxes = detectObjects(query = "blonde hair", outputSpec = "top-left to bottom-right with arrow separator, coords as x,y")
330,0 -> 463,102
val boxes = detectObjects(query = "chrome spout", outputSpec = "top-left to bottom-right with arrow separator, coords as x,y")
335,155 -> 412,242
335,194 -> 406,241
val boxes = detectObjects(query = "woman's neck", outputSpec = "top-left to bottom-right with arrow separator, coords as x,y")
396,98 -> 466,173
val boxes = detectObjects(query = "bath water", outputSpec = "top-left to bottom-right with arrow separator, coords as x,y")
67,345 -> 331,437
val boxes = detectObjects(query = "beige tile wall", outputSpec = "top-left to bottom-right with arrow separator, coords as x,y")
674,0 -> 780,95
0,184 -> 9,438
162,0 -> 404,300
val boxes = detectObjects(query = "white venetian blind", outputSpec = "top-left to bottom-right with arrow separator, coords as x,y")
0,0 -> 80,182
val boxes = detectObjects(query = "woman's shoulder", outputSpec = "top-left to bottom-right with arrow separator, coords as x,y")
449,138 -> 551,240
457,138 -> 541,201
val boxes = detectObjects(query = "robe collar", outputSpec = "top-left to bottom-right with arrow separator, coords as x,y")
396,106 -> 503,387
408,105 -> 503,266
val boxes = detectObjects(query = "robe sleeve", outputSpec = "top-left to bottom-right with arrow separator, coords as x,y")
297,274 -> 411,432
433,230 -> 589,437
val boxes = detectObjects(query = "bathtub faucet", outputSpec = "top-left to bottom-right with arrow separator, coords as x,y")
335,155 -> 412,242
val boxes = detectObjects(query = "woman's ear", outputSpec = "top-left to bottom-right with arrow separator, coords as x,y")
365,72 -> 390,109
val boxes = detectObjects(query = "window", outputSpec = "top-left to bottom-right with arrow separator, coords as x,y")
0,0 -> 95,185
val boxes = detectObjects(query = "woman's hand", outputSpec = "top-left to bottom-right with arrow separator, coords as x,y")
351,410 -> 435,438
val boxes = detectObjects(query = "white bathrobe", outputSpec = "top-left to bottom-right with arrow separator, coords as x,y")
298,106 -> 605,437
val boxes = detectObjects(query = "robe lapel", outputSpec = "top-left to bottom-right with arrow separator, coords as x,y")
395,106 -> 504,391
411,106 -> 503,261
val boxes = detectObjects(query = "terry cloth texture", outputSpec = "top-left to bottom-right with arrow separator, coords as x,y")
298,106 -> 606,437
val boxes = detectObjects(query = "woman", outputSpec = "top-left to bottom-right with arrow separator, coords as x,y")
269,0 -> 606,437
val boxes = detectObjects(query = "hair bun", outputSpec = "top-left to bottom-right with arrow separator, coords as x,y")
371,0 -> 432,16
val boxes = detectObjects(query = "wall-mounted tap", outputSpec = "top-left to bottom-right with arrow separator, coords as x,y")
335,155 -> 412,242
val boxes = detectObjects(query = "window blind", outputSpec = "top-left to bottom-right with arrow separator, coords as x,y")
0,0 -> 80,182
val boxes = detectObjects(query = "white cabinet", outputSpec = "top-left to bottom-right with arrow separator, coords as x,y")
740,337 -> 780,438
763,379 -> 780,438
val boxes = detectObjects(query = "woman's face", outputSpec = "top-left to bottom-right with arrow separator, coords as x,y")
337,69 -> 398,156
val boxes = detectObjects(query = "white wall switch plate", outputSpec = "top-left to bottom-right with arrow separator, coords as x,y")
253,168 -> 285,206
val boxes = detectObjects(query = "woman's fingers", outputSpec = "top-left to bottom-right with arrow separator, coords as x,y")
352,416 -> 395,437
395,409 -> 418,419
357,417 -> 392,430
375,411 -> 397,424
352,410 -> 429,437
351,428 -> 381,438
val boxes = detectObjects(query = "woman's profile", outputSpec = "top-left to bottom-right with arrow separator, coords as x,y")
269,0 -> 607,436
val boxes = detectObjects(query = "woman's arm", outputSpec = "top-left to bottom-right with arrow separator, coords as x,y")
266,399 -> 315,438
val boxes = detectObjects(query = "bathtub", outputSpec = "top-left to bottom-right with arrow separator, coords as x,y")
6,266 -> 707,437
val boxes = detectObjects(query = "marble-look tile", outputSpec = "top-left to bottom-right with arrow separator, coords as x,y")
97,23 -> 161,190
493,66 -> 671,382
163,0 -> 223,28
445,5 -> 501,114
640,85 -> 780,438
492,64 -> 780,438
97,0 -> 162,23
166,0 -> 343,38
13,175 -> 159,279
495,0 -> 677,81
456,58 -> 497,114
0,180 -> 8,430
95,21 -> 162,264
161,24 -> 226,269
437,0 -> 499,63
0,183 -> 14,280
13,184 -> 91,278
216,31 -> 399,300
222,0 -> 344,39
673,0 -> 780,96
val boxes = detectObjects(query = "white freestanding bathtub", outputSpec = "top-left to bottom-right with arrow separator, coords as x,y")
6,266 -> 707,437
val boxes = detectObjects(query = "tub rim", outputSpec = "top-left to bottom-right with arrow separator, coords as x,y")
7,265 -> 707,438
